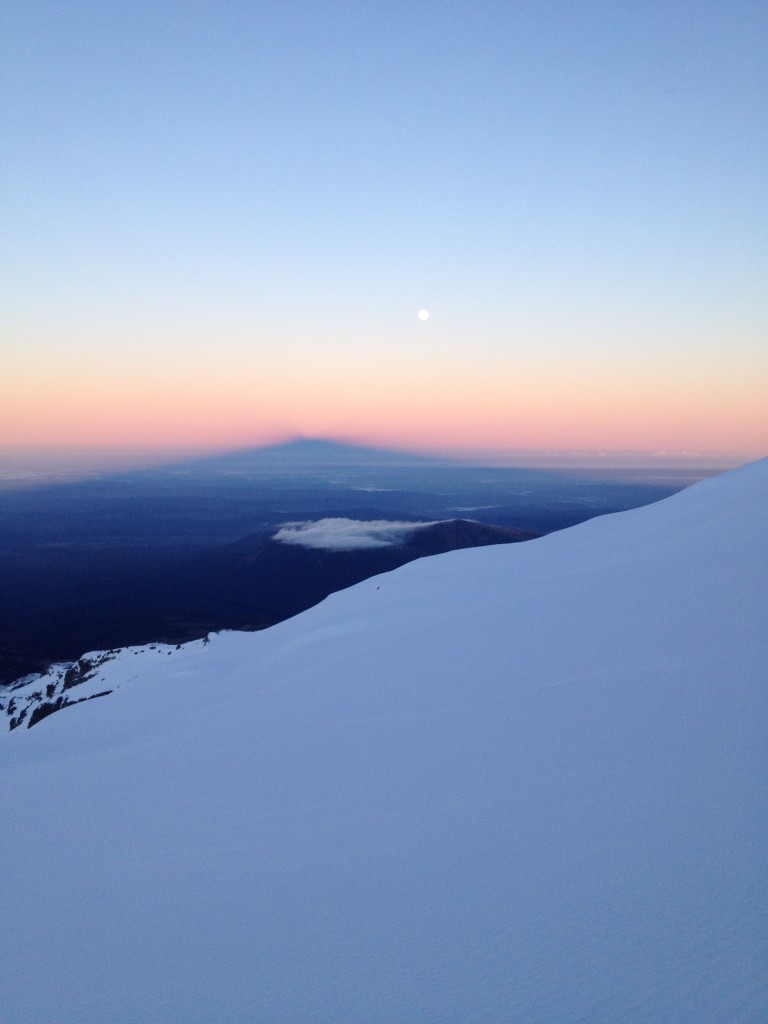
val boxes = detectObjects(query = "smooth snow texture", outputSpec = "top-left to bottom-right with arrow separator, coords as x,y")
2,460 -> 767,1023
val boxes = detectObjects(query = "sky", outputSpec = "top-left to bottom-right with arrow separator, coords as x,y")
2,0 -> 766,469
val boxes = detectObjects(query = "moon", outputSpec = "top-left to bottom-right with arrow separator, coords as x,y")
417,309 -> 429,321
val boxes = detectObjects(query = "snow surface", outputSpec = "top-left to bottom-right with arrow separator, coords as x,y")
2,459 -> 767,1023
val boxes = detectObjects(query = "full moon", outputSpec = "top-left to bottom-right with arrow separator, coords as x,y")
417,309 -> 429,321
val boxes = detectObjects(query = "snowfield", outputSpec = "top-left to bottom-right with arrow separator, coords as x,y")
2,459 -> 767,1023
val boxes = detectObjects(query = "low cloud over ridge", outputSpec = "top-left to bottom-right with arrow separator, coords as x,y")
273,518 -> 439,551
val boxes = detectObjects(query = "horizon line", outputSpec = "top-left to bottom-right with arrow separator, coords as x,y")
0,436 -> 761,484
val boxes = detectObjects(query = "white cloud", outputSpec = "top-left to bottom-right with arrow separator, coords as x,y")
273,518 -> 439,551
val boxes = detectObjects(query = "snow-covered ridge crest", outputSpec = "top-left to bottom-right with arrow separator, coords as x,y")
2,458 -> 766,1023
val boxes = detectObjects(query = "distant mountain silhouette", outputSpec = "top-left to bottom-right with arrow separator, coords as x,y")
154,437 -> 460,479
235,437 -> 446,463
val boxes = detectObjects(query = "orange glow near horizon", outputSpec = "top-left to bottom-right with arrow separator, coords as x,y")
1,348 -> 766,464
3,3 -> 766,478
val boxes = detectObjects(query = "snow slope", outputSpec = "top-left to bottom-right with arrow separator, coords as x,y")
2,460 -> 767,1023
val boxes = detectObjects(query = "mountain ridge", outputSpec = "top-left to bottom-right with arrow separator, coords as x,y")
1,517 -> 536,723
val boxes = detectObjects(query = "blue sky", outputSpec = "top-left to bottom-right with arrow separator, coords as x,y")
2,1 -> 766,464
